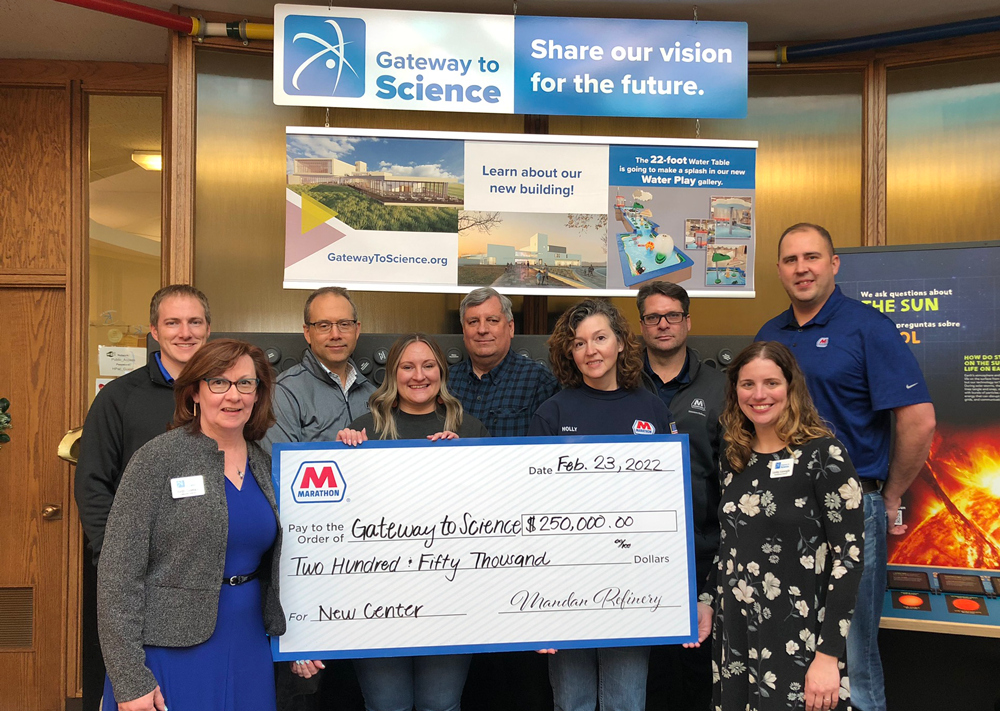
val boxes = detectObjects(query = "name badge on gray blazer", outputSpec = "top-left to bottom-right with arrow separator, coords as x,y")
170,475 -> 206,498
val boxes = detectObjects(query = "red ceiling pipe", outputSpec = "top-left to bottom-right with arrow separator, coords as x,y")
53,0 -> 194,34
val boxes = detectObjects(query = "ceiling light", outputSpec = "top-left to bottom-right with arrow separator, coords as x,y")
131,151 -> 162,171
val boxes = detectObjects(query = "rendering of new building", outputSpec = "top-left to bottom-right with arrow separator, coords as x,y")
459,231 -> 583,266
288,157 -> 462,206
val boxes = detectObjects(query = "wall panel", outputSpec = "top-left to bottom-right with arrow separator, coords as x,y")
195,56 -> 864,337
0,87 -> 70,276
887,57 -> 1000,246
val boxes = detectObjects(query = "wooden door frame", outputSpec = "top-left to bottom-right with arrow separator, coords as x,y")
0,58 -> 166,702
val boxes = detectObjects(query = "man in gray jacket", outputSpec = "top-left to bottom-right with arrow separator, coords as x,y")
637,281 -> 725,711
263,286 -> 375,709
263,286 -> 375,453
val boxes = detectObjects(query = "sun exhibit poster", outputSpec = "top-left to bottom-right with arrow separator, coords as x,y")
839,242 -> 1000,633
284,127 -> 757,298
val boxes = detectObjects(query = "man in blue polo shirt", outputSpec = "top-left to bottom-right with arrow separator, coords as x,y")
757,223 -> 935,711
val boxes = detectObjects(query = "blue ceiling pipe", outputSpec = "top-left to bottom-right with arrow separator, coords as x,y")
781,15 -> 1000,62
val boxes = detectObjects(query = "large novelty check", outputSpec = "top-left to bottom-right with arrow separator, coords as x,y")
270,435 -> 696,660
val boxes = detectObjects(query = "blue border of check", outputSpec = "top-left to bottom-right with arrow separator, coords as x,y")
269,434 -> 697,660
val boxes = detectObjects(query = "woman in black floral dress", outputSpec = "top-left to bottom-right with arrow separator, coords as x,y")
694,342 -> 864,711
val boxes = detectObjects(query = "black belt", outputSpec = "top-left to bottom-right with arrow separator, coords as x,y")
859,478 -> 882,494
224,571 -> 259,586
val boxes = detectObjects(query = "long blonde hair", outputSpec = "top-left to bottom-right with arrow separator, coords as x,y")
721,342 -> 833,471
368,333 -> 464,440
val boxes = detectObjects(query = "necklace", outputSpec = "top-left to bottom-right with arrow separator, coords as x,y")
234,464 -> 244,480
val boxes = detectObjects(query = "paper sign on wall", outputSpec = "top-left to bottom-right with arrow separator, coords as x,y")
97,346 -> 146,377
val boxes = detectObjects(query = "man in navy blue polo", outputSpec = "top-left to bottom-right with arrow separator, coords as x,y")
757,223 -> 935,711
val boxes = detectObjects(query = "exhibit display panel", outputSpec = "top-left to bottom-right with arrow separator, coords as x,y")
838,242 -> 1000,636
194,46 -> 860,335
284,127 -> 757,298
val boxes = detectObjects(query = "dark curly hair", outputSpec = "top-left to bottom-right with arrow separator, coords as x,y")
547,299 -> 644,390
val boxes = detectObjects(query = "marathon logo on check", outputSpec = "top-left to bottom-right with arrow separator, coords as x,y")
816,337 -> 829,348
291,461 -> 347,504
632,419 -> 656,435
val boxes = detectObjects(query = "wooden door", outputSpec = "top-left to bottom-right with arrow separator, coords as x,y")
0,290 -> 68,711
0,60 -> 167,710
0,83 -> 74,711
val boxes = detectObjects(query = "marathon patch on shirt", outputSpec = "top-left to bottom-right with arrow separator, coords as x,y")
632,419 -> 656,435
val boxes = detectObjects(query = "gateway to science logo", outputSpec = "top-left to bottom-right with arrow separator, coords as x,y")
291,461 -> 347,504
284,15 -> 366,97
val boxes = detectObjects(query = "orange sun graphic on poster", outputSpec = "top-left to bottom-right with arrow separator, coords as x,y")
889,428 -> 1000,569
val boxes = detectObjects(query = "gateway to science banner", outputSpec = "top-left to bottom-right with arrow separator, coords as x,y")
284,127 -> 757,298
274,5 -> 747,119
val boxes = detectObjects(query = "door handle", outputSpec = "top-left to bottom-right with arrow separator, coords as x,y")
41,504 -> 62,520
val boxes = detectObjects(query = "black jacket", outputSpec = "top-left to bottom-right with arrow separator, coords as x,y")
74,351 -> 175,561
642,348 -> 725,583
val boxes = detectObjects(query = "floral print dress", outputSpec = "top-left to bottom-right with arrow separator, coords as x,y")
700,437 -> 864,711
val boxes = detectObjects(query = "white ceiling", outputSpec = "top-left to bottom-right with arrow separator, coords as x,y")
2,0 -> 1000,64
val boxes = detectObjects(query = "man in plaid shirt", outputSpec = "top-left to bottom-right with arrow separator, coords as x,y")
448,288 -> 559,438
448,287 -> 560,709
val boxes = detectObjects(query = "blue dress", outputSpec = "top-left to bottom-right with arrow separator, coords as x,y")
103,464 -> 278,710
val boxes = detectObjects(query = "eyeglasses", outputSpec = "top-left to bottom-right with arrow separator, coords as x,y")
202,377 -> 259,394
640,312 -> 688,326
306,319 -> 358,334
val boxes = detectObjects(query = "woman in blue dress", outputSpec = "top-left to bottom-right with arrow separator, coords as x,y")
97,339 -> 284,711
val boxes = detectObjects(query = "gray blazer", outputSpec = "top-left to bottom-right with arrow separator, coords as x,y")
97,427 -> 285,703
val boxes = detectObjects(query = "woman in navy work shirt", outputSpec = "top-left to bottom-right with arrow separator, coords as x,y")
529,299 -> 673,711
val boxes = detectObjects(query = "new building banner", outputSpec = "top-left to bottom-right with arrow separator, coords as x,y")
285,127 -> 757,297
274,4 -> 747,119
